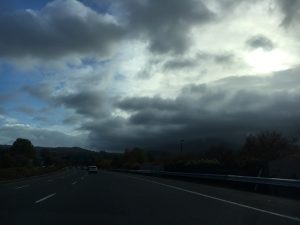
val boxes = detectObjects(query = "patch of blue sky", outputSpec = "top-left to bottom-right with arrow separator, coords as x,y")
0,63 -> 54,124
83,57 -> 111,67
114,73 -> 126,81
0,62 -> 43,93
32,106 -> 66,128
3,94 -> 45,120
64,57 -> 111,71
79,0 -> 111,14
53,81 -> 66,93
0,0 -> 50,12
7,101 -> 67,129
6,110 -> 32,125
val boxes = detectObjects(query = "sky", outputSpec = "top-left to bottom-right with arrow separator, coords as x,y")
0,0 -> 300,151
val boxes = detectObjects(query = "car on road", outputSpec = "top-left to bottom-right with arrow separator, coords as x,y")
88,166 -> 98,174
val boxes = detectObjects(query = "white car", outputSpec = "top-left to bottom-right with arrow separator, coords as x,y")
88,166 -> 98,174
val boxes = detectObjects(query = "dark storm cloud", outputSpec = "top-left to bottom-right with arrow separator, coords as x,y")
83,68 -> 300,151
63,115 -> 82,125
277,0 -> 300,27
121,0 -> 215,54
269,68 -> 300,89
213,53 -> 234,64
55,90 -> 110,117
22,82 -> 110,118
246,35 -> 274,51
117,96 -> 177,112
163,58 -> 199,70
0,0 -> 125,59
0,0 -> 215,60
23,82 -> 111,119
22,68 -> 300,151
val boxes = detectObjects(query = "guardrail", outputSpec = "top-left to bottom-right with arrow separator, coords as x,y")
115,169 -> 300,188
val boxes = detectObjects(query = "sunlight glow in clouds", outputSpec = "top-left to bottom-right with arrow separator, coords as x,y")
244,49 -> 295,73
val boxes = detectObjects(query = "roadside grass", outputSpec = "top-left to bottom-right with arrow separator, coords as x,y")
0,166 -> 63,181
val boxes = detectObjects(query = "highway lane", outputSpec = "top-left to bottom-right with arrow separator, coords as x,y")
0,168 -> 85,218
0,169 -> 299,225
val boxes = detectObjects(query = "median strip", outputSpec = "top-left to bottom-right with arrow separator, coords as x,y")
35,193 -> 56,204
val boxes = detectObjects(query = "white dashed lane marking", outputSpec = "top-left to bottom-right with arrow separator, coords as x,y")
15,185 -> 30,190
35,193 -> 56,204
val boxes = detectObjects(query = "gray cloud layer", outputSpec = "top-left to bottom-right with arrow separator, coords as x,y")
246,35 -> 274,51
22,65 -> 300,151
120,0 -> 214,54
2,0 -> 300,151
277,0 -> 300,27
0,0 -> 215,60
84,68 -> 300,151
0,124 -> 86,147
164,52 -> 234,70
55,90 -> 111,118
0,0 -> 124,59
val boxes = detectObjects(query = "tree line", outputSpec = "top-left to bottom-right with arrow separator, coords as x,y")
1,130 -> 299,178
109,131 -> 300,177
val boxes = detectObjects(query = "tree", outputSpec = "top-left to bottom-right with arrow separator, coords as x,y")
40,150 -> 55,166
243,131 -> 291,161
122,147 -> 148,169
10,138 -> 37,166
0,151 -> 15,168
11,138 -> 35,157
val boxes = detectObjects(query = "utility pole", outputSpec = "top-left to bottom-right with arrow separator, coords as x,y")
180,139 -> 184,153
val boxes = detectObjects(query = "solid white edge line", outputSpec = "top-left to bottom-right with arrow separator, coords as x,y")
72,181 -> 77,185
15,184 -> 30,189
123,174 -> 300,223
35,193 -> 56,204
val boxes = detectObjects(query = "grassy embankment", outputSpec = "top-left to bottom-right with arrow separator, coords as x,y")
0,166 -> 63,181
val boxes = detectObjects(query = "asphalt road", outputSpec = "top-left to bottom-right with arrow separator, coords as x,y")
0,168 -> 300,225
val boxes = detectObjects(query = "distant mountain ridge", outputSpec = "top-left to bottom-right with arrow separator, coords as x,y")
0,145 -> 10,150
0,145 -> 94,153
35,146 -> 93,152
